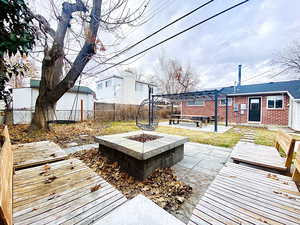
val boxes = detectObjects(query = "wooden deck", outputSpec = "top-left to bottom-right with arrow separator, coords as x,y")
13,141 -> 67,169
188,162 -> 300,225
13,158 -> 127,225
231,142 -> 288,171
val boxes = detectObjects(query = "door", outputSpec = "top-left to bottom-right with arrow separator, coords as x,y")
248,97 -> 261,122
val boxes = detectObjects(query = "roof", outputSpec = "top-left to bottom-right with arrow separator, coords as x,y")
30,79 -> 95,95
220,79 -> 300,99
96,75 -> 123,83
153,79 -> 300,101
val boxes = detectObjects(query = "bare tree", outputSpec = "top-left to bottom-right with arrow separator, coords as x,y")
30,0 -> 149,130
152,55 -> 200,94
276,41 -> 300,77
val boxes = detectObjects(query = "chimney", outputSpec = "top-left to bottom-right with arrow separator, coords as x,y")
238,64 -> 242,86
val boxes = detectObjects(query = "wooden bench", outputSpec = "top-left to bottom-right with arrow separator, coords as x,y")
231,130 -> 296,172
0,126 -> 13,225
0,126 -> 127,225
188,159 -> 300,225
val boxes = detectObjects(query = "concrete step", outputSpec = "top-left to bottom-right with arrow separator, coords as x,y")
94,194 -> 185,225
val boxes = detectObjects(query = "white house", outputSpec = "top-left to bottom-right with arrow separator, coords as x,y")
95,72 -> 156,105
13,79 -> 95,124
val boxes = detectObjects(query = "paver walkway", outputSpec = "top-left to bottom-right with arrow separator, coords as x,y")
172,142 -> 232,223
63,141 -> 233,224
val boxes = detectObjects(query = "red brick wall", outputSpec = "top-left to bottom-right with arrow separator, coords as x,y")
181,94 -> 289,126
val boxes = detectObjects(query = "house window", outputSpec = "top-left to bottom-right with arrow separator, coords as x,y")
267,96 -> 283,109
220,98 -> 232,106
105,80 -> 111,87
187,100 -> 204,106
97,82 -> 102,89
135,82 -> 144,92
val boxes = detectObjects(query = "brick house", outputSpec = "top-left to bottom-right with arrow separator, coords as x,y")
181,79 -> 300,131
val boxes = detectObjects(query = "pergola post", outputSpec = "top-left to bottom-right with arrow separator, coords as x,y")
225,95 -> 228,127
214,91 -> 218,132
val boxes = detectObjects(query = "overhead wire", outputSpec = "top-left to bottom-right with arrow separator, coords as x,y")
85,0 -> 250,79
83,0 -> 215,74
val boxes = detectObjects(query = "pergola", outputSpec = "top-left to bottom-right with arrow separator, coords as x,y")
152,89 -> 230,132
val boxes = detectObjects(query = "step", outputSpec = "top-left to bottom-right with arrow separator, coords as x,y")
94,194 -> 185,225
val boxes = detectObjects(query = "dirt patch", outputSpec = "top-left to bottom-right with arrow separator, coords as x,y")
71,149 -> 193,213
127,134 -> 161,143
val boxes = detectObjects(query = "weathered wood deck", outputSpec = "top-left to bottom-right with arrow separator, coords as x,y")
231,131 -> 296,172
13,158 -> 127,225
13,141 -> 67,169
188,162 -> 300,225
231,142 -> 287,171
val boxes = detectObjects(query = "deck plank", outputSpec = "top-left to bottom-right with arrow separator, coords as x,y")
189,163 -> 300,225
230,142 -> 287,171
13,158 -> 127,225
13,141 -> 67,169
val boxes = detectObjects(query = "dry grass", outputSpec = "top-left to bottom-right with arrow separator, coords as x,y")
7,120 -> 281,149
156,126 -> 241,148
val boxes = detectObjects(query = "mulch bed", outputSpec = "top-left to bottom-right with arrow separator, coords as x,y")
71,149 -> 192,212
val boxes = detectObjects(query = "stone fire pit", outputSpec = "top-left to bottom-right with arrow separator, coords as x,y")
94,131 -> 188,180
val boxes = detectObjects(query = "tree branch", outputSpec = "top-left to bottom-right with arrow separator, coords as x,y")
48,0 -> 102,103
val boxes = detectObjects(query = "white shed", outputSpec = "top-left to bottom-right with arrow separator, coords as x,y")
13,79 -> 95,124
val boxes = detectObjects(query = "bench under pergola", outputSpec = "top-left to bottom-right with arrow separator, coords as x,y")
153,89 -> 230,132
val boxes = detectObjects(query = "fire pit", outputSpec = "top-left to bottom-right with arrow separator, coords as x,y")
94,131 -> 188,180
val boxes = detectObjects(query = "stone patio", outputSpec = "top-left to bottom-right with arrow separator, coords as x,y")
159,121 -> 232,133
171,142 -> 232,223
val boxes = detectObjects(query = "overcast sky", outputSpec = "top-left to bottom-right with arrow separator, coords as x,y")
31,0 -> 300,90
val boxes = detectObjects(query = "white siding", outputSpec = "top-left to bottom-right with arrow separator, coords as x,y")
13,88 -> 32,124
96,77 -> 122,103
13,88 -> 94,124
95,73 -> 156,105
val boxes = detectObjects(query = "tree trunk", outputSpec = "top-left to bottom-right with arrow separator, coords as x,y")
30,0 -> 101,130
31,94 -> 56,130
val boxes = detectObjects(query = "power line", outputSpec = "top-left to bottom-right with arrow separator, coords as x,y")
84,0 -> 214,74
86,0 -> 250,78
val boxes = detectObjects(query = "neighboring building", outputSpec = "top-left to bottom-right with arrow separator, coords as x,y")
181,79 -> 300,131
13,79 -> 95,124
95,72 -> 156,105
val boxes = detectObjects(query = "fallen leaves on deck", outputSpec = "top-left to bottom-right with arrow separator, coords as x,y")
90,184 -> 102,192
71,149 -> 192,212
267,173 -> 279,180
44,175 -> 57,184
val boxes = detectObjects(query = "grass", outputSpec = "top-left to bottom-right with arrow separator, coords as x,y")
8,120 -> 280,149
156,126 -> 241,148
99,121 -> 241,148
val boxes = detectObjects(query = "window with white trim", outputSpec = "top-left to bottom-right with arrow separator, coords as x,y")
267,96 -> 283,109
220,98 -> 232,106
105,80 -> 112,87
186,100 -> 205,106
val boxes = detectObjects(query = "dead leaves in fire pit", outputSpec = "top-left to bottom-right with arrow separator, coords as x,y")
71,149 -> 192,212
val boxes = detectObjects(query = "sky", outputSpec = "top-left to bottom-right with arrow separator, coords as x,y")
30,0 -> 300,91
